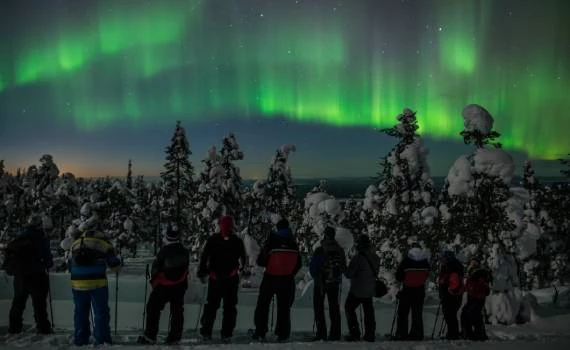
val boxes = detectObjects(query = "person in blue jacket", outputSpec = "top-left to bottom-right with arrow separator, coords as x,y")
68,221 -> 122,346
2,214 -> 53,334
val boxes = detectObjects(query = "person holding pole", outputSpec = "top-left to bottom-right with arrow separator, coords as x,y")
436,249 -> 464,340
137,226 -> 189,345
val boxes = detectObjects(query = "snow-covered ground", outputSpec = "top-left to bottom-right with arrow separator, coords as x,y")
1,261 -> 570,349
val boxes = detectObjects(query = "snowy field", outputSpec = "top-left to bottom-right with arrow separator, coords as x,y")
1,259 -> 570,349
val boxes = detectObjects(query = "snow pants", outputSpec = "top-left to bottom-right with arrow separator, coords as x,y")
313,282 -> 341,340
200,275 -> 239,338
345,293 -> 375,341
144,282 -> 187,342
461,296 -> 487,340
72,286 -> 111,346
253,274 -> 295,340
441,293 -> 462,339
395,287 -> 425,340
9,272 -> 51,334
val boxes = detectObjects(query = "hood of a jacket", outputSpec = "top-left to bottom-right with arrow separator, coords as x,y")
408,247 -> 429,261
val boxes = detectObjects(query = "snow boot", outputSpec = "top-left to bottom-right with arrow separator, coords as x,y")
344,334 -> 360,342
137,335 -> 156,345
221,336 -> 232,344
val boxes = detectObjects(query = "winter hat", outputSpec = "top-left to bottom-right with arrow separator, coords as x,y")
219,215 -> 234,238
408,247 -> 427,261
356,234 -> 371,250
27,213 -> 43,229
323,226 -> 336,239
276,218 -> 289,230
164,226 -> 180,243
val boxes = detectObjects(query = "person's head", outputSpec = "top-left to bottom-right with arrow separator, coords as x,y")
27,213 -> 43,230
468,258 -> 481,270
438,249 -> 455,264
323,226 -> 336,240
164,225 -> 180,243
356,234 -> 371,251
276,218 -> 289,231
219,215 -> 234,238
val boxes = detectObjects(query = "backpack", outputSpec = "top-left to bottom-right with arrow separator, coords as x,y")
2,236 -> 35,276
323,248 -> 343,285
73,237 -> 99,266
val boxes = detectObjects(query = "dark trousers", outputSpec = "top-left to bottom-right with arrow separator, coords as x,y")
200,275 -> 239,338
344,292 -> 375,341
396,287 -> 425,340
9,272 -> 51,334
441,293 -> 462,339
313,283 -> 341,340
72,286 -> 111,346
253,275 -> 295,340
144,283 -> 187,342
461,296 -> 487,340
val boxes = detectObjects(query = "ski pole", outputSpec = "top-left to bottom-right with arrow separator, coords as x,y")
47,269 -> 55,331
438,318 -> 447,339
431,302 -> 441,340
142,264 -> 149,333
359,305 -> 364,336
114,270 -> 119,336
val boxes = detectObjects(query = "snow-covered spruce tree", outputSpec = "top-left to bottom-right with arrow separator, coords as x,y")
160,121 -> 196,242
217,133 -> 245,222
363,108 -> 438,272
52,172 -> 80,241
340,197 -> 367,242
38,154 -> 59,193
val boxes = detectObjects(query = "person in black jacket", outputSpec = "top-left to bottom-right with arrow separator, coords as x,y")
2,214 -> 53,335
138,227 -> 190,345
251,219 -> 302,342
197,215 -> 246,342
437,250 -> 464,340
394,246 -> 430,340
309,226 -> 346,341
344,234 -> 380,342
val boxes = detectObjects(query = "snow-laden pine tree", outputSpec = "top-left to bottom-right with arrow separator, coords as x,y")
126,159 -> 133,190
38,154 -> 59,193
160,121 -> 196,242
217,133 -> 244,222
363,108 -> 438,272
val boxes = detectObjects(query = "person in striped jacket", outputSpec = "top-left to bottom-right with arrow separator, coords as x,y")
68,225 -> 122,346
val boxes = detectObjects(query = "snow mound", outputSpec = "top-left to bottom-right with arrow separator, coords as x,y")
447,155 -> 473,196
474,148 -> 515,184
463,104 -> 494,135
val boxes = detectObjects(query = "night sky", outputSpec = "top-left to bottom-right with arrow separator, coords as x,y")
1,0 -> 569,178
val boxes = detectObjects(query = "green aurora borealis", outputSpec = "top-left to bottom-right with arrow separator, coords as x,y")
1,0 -> 569,160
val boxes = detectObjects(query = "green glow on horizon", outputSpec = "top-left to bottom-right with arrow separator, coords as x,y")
1,0 -> 569,159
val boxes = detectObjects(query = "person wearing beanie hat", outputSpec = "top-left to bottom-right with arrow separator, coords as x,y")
138,225 -> 189,345
461,258 -> 491,341
437,249 -> 464,340
252,218 -> 302,342
197,215 -> 246,342
309,226 -> 346,341
394,245 -> 431,340
343,234 -> 379,342
3,214 -> 53,335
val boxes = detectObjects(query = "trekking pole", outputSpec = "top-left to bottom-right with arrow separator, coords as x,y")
194,282 -> 209,332
431,302 -> 441,340
270,296 -> 275,332
390,296 -> 399,338
47,269 -> 55,331
359,305 -> 364,336
142,264 -> 149,332
114,269 -> 119,336
438,318 -> 447,339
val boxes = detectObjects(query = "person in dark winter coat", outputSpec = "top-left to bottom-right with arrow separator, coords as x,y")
198,215 -> 246,341
138,227 -> 190,345
2,214 -> 53,334
68,223 -> 122,346
461,258 -> 490,341
344,234 -> 380,342
252,219 -> 302,342
437,250 -> 464,340
394,246 -> 430,340
309,226 -> 346,341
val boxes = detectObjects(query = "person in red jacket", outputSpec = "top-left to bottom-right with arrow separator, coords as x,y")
138,226 -> 189,345
197,215 -> 246,342
251,219 -> 302,342
437,250 -> 464,340
461,258 -> 490,341
394,246 -> 431,340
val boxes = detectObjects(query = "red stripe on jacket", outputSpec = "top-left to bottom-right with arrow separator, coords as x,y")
403,268 -> 429,288
152,270 -> 188,288
266,249 -> 299,276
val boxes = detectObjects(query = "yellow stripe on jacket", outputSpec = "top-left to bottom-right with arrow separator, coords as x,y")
71,279 -> 108,290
